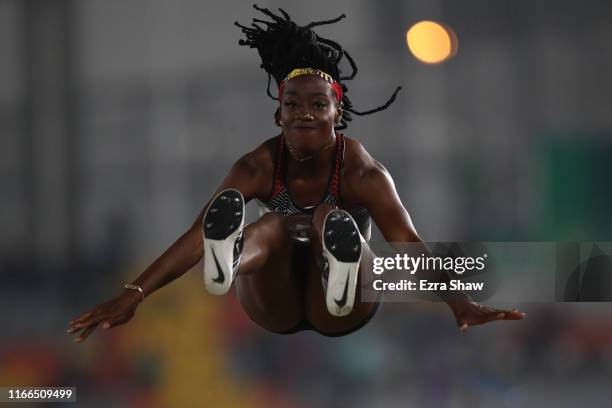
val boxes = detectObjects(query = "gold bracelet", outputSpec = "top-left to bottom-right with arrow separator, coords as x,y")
124,284 -> 145,301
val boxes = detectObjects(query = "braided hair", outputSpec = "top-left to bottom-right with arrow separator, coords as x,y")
235,4 -> 401,130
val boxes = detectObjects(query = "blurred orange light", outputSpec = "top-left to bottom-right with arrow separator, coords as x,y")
406,21 -> 458,64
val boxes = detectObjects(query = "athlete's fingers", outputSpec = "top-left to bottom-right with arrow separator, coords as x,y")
69,311 -> 94,325
486,308 -> 525,322
473,311 -> 503,325
503,309 -> 526,320
483,306 -> 503,316
74,324 -> 98,343
69,320 -> 91,330
69,314 -> 88,325
102,313 -> 132,330
69,310 -> 111,333
68,317 -> 98,332
70,324 -> 88,339
470,307 -> 504,325
459,322 -> 469,332
71,309 -> 104,325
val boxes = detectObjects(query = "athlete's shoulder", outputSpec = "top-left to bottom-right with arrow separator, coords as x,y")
222,136 -> 278,200
341,134 -> 386,176
234,135 -> 278,174
340,134 -> 393,203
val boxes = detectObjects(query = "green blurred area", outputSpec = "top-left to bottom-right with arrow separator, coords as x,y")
538,135 -> 612,240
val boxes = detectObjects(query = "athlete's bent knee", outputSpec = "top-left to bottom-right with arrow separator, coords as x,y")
257,212 -> 287,230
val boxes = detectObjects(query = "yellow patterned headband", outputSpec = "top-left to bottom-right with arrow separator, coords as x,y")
279,68 -> 343,102
283,68 -> 334,84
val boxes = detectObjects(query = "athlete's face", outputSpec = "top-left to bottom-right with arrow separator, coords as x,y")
279,75 -> 341,154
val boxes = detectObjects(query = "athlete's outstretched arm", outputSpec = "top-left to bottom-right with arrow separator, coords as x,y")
344,160 -> 525,331
68,151 -> 270,342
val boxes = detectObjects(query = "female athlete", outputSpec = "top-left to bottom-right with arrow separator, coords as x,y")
68,6 -> 525,342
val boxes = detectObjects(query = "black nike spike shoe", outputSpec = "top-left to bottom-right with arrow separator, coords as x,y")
203,189 -> 245,295
321,209 -> 362,317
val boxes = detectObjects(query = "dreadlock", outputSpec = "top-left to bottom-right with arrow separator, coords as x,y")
235,4 -> 401,130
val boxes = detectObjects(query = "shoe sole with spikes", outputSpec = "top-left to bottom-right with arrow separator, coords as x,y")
322,209 -> 362,317
203,189 -> 245,295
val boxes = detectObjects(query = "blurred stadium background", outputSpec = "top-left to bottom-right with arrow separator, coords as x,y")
2,0 -> 612,406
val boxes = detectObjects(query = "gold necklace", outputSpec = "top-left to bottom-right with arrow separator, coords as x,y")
286,135 -> 335,162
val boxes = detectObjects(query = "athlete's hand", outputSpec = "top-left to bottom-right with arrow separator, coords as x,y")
67,291 -> 142,343
449,301 -> 526,332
